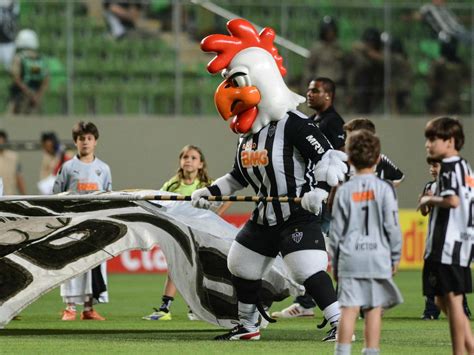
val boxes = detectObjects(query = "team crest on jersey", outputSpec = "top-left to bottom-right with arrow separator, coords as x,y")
268,124 -> 276,137
291,230 -> 303,243
241,149 -> 269,168
96,170 -> 102,176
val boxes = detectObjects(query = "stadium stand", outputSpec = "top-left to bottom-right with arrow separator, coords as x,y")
0,0 -> 470,116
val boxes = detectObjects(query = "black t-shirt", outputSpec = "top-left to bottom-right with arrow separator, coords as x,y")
310,106 -> 345,149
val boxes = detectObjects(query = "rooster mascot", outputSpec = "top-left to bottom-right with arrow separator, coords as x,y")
192,19 -> 347,341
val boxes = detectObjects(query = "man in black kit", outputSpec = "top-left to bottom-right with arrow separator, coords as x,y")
307,77 -> 345,151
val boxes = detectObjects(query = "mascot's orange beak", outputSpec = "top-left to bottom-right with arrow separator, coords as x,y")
214,79 -> 261,134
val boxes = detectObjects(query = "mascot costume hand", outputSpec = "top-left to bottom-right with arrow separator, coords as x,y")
314,150 -> 348,186
301,188 -> 329,215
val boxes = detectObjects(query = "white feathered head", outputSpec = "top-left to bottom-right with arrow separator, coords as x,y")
201,19 -> 305,135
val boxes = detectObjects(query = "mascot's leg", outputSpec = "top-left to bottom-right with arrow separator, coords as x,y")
280,214 -> 340,341
283,250 -> 340,331
218,219 -> 278,340
215,239 -> 275,340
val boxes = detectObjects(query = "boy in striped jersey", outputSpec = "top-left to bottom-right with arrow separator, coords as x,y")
343,118 -> 404,186
419,157 -> 472,320
418,117 -> 474,354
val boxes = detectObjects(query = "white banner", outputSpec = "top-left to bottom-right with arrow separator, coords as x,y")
0,190 -> 303,328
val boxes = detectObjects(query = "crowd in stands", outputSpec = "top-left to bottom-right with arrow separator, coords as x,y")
0,0 -> 471,116
303,12 -> 469,116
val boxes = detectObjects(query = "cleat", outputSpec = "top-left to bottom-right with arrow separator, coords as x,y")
421,314 -> 439,320
142,308 -> 172,321
81,310 -> 105,321
61,309 -> 77,321
322,326 -> 356,342
187,311 -> 199,321
322,326 -> 337,342
271,303 -> 314,318
214,324 -> 260,341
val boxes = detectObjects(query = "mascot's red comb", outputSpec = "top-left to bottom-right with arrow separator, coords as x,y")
201,18 -> 286,77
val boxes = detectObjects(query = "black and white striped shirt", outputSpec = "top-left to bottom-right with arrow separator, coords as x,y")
375,154 -> 405,184
425,156 -> 474,267
225,110 -> 332,226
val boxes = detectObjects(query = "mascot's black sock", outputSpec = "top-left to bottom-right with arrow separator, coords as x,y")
232,275 -> 262,330
304,271 -> 340,326
232,275 -> 262,304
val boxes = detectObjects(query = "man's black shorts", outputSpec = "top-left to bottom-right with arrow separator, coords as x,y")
423,259 -> 472,296
235,212 -> 326,258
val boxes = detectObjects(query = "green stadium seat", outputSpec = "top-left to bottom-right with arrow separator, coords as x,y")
43,92 -> 66,115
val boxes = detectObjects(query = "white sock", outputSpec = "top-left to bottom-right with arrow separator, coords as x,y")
335,343 -> 351,355
362,348 -> 380,355
238,302 -> 259,332
323,301 -> 341,326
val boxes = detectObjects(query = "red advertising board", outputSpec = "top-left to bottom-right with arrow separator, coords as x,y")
107,213 -> 251,273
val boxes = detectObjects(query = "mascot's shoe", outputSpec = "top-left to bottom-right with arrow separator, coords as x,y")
271,303 -> 314,318
214,324 -> 260,340
142,309 -> 171,321
61,309 -> 77,321
81,310 -> 105,321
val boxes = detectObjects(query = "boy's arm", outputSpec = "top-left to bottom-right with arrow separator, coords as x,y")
328,189 -> 346,279
418,182 -> 433,216
383,186 -> 402,271
52,165 -> 68,194
418,194 -> 460,209
418,167 -> 460,210
15,162 -> 26,194
103,166 -> 112,191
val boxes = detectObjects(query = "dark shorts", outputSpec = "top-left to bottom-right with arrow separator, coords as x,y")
235,212 -> 326,258
422,259 -> 472,297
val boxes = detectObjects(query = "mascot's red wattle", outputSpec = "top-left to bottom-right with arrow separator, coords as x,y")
201,19 -> 305,135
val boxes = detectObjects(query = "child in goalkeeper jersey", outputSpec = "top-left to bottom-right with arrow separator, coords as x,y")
329,130 -> 403,355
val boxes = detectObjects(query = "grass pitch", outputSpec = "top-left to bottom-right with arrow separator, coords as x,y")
1,271 -> 469,354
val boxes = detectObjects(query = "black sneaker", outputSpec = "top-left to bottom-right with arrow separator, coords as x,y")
322,326 -> 337,342
214,324 -> 260,340
421,313 -> 439,320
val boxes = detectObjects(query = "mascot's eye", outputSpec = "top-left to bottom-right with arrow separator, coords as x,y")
230,73 -> 250,88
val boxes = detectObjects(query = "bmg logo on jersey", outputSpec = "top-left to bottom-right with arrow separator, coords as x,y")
241,149 -> 269,168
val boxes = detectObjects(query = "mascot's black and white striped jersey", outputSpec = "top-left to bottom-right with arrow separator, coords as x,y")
425,156 -> 474,267
216,110 -> 331,226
